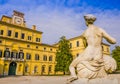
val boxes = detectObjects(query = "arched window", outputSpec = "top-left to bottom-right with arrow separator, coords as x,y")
11,52 -> 18,58
4,48 -> 10,58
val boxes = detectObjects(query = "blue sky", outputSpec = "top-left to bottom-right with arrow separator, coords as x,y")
0,0 -> 120,50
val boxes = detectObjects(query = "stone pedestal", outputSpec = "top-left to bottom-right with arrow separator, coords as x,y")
71,78 -> 118,84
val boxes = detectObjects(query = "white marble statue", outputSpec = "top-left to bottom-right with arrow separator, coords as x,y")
67,14 -> 118,84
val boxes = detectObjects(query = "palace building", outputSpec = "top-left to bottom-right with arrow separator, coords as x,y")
0,11 -> 110,76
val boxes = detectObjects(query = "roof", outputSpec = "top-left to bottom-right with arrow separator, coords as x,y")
1,15 -> 12,21
68,35 -> 83,41
41,43 -> 58,48
0,20 -> 43,34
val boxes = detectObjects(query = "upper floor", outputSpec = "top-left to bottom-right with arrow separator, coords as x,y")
0,10 -> 43,44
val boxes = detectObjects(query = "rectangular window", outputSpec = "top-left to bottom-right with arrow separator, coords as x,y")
36,38 -> 40,42
76,53 -> 79,57
49,66 -> 52,72
42,65 -> 45,73
44,47 -> 46,51
7,30 -> 12,36
0,40 -> 2,43
36,46 -> 38,49
70,43 -> 72,48
36,38 -> 38,42
15,32 -> 18,38
38,38 -> 40,42
25,66 -> 28,72
43,55 -> 47,61
21,33 -> 25,39
76,41 -> 79,47
107,47 -> 109,52
49,56 -> 53,61
35,54 -> 39,60
50,48 -> 52,51
0,30 -> 4,35
27,44 -> 30,48
102,46 -> 104,51
26,53 -> 31,60
28,36 -> 32,40
0,50 -> 2,57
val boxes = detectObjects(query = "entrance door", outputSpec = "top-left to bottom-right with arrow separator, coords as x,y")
9,62 -> 17,75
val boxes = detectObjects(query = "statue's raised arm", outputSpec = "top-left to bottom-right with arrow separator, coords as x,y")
100,28 -> 116,44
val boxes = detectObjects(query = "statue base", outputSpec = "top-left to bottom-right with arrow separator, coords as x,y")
71,78 -> 119,84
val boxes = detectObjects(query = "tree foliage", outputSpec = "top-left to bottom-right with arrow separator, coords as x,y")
112,46 -> 120,70
55,36 -> 73,74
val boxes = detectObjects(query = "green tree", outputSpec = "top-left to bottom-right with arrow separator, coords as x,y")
112,46 -> 120,70
55,36 -> 73,75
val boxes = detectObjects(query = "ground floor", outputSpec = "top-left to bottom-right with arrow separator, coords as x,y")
0,60 -> 56,76
0,74 -> 120,84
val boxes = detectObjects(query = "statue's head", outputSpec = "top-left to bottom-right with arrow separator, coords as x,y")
84,14 -> 96,26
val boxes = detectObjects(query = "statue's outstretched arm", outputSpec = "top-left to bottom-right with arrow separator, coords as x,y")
101,28 -> 116,44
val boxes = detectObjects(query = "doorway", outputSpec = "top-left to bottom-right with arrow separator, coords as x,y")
8,62 -> 17,75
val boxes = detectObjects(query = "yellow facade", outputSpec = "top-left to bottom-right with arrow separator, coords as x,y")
0,11 -> 57,76
0,10 -> 110,76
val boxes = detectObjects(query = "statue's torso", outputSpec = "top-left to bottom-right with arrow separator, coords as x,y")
82,26 -> 103,61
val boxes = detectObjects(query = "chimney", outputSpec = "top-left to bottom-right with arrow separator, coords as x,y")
32,25 -> 36,30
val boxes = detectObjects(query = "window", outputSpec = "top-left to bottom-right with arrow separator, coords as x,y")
15,32 -> 18,38
0,50 -> 2,57
0,40 -> 2,43
7,30 -> 12,36
19,51 -> 24,59
25,65 -> 29,72
27,44 -> 30,48
70,43 -> 72,48
102,46 -> 104,51
26,53 -> 31,60
48,65 -> 52,73
0,30 -> 3,35
44,47 -> 46,51
38,38 -> 40,42
36,38 -> 40,42
21,33 -> 25,39
34,66 -> 38,73
76,53 -> 79,57
42,65 -> 45,73
43,55 -> 47,61
49,56 -> 53,61
35,54 -> 39,60
11,52 -> 18,58
4,48 -> 10,58
50,48 -> 52,51
28,36 -> 32,40
36,46 -> 38,49
107,47 -> 109,52
76,41 -> 79,47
